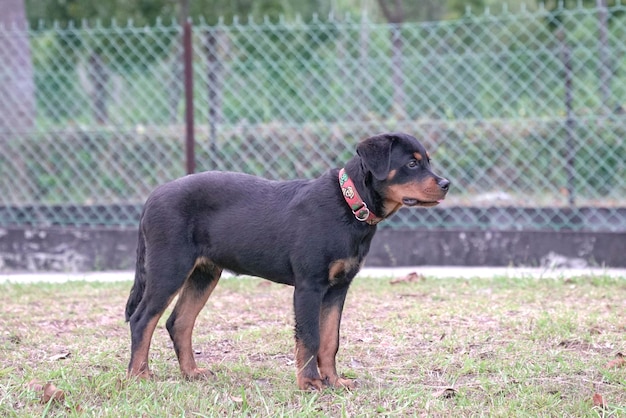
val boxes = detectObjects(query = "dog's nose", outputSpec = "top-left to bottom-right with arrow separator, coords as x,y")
438,178 -> 450,191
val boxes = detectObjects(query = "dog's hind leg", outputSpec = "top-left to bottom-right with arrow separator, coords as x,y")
166,257 -> 222,380
127,294 -> 177,378
127,255 -> 192,379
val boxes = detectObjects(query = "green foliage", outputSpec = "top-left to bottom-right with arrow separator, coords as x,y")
24,0 -> 493,27
25,0 -> 175,27
24,3 -> 626,123
6,118 -> 625,208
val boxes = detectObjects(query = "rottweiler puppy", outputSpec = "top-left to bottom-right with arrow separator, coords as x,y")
125,132 -> 450,390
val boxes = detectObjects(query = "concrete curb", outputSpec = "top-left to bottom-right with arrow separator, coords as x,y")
1,266 -> 625,285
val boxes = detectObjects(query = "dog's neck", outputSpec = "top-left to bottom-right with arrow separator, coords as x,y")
341,158 -> 386,224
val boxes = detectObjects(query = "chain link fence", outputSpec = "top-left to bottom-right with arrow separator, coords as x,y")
1,4 -> 625,231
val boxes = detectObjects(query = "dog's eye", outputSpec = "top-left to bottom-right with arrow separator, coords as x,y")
407,160 -> 418,168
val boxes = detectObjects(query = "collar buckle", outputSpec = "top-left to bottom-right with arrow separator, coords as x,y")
352,203 -> 371,222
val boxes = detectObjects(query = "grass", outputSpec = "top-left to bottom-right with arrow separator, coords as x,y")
0,274 -> 625,417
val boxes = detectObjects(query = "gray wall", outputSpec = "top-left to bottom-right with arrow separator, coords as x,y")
1,226 -> 624,272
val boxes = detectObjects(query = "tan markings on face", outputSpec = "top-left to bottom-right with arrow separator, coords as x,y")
386,169 -> 397,181
413,152 -> 423,161
385,177 -> 446,206
383,201 -> 403,217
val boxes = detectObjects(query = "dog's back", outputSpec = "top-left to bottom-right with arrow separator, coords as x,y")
138,170 -> 349,284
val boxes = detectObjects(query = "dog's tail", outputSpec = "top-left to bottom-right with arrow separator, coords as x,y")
125,226 -> 147,322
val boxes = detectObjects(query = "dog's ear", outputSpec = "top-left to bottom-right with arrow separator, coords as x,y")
356,134 -> 395,180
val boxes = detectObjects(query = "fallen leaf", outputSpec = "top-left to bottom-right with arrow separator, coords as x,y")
606,352 -> 625,369
26,379 -> 44,392
588,326 -> 602,335
350,359 -> 364,368
254,378 -> 271,386
41,382 -> 65,404
433,387 -> 456,398
230,395 -> 243,403
49,352 -> 71,361
592,393 -> 606,409
390,272 -> 425,285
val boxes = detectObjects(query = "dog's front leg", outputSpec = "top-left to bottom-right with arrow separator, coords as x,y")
318,283 -> 355,389
293,285 -> 325,390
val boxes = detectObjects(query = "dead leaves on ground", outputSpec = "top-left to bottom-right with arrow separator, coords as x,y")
584,353 -> 625,413
42,382 -> 65,404
24,351 -> 79,411
605,352 -> 625,369
26,379 -> 84,413
48,351 -> 71,361
390,272 -> 425,285
432,386 -> 457,399
26,379 -> 65,404
592,393 -> 607,409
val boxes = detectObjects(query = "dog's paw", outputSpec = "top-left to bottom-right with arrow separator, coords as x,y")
319,369 -> 357,390
297,377 -> 325,391
127,369 -> 154,380
183,367 -> 215,381
330,377 -> 356,390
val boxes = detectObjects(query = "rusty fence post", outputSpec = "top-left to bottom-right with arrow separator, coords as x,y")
183,19 -> 195,175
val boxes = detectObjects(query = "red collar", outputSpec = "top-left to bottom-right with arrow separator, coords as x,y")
338,168 -> 383,225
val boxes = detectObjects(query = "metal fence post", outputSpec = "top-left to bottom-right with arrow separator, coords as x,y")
557,26 -> 576,207
184,19 -> 195,175
596,0 -> 611,113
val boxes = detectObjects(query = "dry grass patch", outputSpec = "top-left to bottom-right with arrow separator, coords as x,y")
0,274 -> 624,417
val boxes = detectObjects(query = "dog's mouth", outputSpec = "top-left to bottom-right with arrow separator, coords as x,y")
402,198 -> 443,207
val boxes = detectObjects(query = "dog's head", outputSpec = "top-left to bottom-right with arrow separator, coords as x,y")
357,133 -> 450,215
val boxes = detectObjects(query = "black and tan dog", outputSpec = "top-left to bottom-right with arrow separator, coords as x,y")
125,132 -> 450,390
